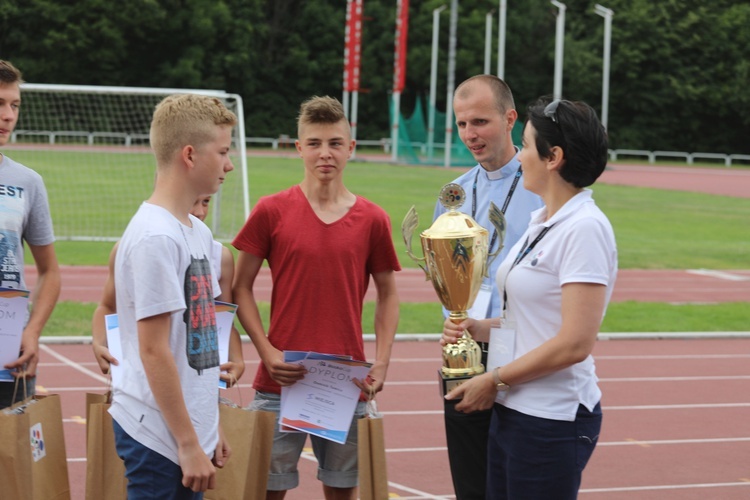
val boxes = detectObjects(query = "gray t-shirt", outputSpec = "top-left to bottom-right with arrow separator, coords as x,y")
0,154 -> 55,290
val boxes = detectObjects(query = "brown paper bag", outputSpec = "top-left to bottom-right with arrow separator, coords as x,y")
0,394 -> 71,500
205,403 -> 275,500
358,401 -> 388,500
85,392 -> 127,500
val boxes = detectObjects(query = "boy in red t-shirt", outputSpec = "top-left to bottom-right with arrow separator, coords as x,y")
232,95 -> 400,500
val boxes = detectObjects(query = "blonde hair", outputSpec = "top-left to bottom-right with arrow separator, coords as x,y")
150,94 -> 238,166
0,60 -> 23,85
297,96 -> 349,138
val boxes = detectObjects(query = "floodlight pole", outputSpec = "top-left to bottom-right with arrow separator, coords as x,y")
391,91 -> 400,162
594,4 -> 614,130
497,0 -> 507,79
551,1 -> 566,100
444,0 -> 458,168
391,0 -> 409,163
428,5 -> 447,161
484,10 -> 494,75
350,91 -> 359,159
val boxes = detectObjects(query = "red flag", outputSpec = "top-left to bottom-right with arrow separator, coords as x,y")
393,0 -> 409,93
343,0 -> 363,92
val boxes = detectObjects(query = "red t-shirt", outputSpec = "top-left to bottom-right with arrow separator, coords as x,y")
232,185 -> 401,394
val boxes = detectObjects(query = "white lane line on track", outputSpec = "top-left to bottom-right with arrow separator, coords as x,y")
687,269 -> 750,281
599,375 -> 750,382
580,481 -> 750,494
384,438 -> 750,450
604,402 -> 750,410
40,373 -> 750,392
597,353 -> 750,360
44,353 -> 750,367
379,402 -> 750,415
61,436 -> 750,452
40,344 -> 108,384
598,436 -> 750,447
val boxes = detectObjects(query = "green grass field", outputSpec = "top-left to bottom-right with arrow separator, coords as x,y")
29,155 -> 750,269
14,152 -> 749,335
50,300 -> 750,337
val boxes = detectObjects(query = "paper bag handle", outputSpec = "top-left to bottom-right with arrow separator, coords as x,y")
10,370 -> 29,408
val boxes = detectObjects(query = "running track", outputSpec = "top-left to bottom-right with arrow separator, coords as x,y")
38,337 -> 750,500
25,164 -> 750,499
24,266 -> 750,305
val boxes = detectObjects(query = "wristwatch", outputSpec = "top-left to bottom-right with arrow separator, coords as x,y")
492,367 -> 510,392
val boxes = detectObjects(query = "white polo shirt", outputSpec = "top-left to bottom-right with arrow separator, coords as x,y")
495,189 -> 617,421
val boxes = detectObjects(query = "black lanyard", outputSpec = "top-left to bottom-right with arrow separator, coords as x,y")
510,224 -> 554,271
472,165 -> 522,253
503,223 -> 555,312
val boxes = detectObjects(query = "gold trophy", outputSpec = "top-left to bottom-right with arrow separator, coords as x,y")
402,183 -> 506,396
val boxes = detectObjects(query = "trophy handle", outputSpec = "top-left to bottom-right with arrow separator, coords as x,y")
401,205 -> 428,275
485,202 -> 507,278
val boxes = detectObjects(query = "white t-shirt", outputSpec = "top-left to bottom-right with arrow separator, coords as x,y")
495,189 -> 617,421
109,202 -> 221,464
211,239 -> 223,282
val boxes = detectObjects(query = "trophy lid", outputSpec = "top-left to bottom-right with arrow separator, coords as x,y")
422,183 -> 489,239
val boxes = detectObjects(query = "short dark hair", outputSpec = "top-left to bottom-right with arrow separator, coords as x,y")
526,97 -> 608,188
0,60 -> 23,85
297,95 -> 349,137
455,75 -> 515,114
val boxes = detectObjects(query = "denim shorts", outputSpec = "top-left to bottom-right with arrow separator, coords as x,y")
249,391 -> 366,491
113,419 -> 204,500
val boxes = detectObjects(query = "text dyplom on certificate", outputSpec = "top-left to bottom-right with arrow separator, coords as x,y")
279,351 -> 353,433
280,351 -> 371,444
0,288 -> 30,382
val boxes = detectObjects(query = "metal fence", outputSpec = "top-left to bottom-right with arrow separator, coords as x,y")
11,131 -> 750,167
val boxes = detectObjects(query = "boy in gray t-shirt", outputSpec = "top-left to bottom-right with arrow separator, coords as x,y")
0,59 -> 61,408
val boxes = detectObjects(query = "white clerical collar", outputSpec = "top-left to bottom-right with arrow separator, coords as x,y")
486,167 -> 505,180
482,148 -> 521,180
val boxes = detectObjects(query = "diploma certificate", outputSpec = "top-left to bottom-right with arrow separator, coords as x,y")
215,301 -> 238,389
280,352 -> 371,444
0,288 -> 29,382
104,314 -> 123,386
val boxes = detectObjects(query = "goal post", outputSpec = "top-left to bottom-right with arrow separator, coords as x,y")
8,83 -> 250,242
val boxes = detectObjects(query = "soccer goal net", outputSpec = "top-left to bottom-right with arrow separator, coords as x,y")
8,84 -> 249,242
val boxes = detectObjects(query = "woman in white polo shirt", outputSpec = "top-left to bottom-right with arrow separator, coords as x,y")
442,97 -> 617,499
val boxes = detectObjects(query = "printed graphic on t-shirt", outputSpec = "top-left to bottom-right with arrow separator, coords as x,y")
0,230 -> 22,288
183,256 -> 219,371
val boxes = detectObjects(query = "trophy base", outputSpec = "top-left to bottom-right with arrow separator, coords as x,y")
438,367 -> 484,399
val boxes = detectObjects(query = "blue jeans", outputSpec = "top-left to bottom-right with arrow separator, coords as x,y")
0,377 -> 35,409
486,403 -> 602,500
113,419 -> 204,500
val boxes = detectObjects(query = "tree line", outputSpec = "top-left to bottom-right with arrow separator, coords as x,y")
1,0 -> 748,154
